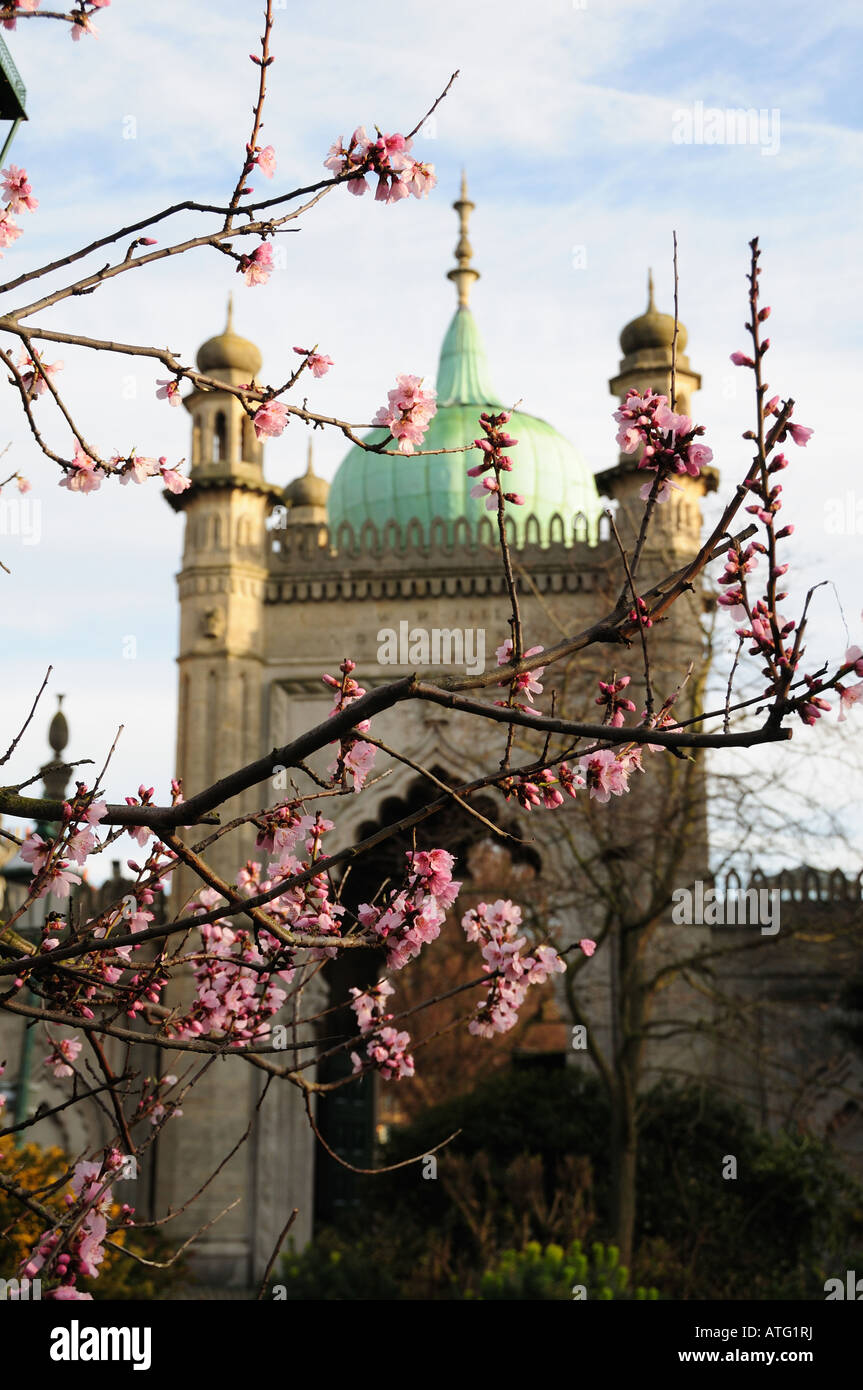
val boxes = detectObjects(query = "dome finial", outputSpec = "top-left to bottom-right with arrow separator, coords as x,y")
226,292 -> 234,334
49,694 -> 68,757
447,170 -> 480,309
618,271 -> 689,358
306,437 -> 315,476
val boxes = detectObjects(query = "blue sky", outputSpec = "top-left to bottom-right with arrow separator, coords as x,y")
0,0 -> 861,872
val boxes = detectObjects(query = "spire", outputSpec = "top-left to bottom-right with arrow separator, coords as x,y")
226,292 -> 234,334
447,170 -> 480,309
42,694 -> 71,804
283,437 -> 329,512
647,268 -> 655,311
49,693 -> 68,758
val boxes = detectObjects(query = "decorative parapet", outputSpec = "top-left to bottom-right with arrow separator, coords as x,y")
717,865 -> 863,905
265,511 -> 616,604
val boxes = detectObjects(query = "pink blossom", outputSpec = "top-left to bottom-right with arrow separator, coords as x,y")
20,831 -> 50,874
332,739 -> 376,792
160,462 -> 191,494
66,827 -> 97,865
16,474 -> 30,493
293,346 -> 333,377
324,127 -> 373,191
512,646 -> 545,703
528,944 -> 567,982
70,12 -> 97,40
2,1 -> 42,33
45,1035 -> 82,1079
686,441 -> 714,472
59,442 -> 105,494
360,849 -> 460,971
838,683 -> 863,722
470,477 -> 500,510
241,242 -> 273,287
730,351 -> 754,367
578,748 -> 631,803
404,160 -> 436,198
17,347 -> 62,397
787,422 -> 813,447
253,399 -> 289,439
255,145 -> 277,179
357,1025 -> 415,1081
349,978 -> 395,1034
2,164 -> 37,213
38,862 -> 81,899
654,404 -> 693,440
120,454 -> 160,486
0,212 -> 22,251
462,899 -> 569,1037
844,645 -> 863,677
579,938 -> 597,957
373,373 -> 437,455
156,378 -> 181,407
639,477 -> 678,503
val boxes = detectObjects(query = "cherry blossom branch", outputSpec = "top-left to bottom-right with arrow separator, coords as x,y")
608,508 -> 655,716
0,663 -> 51,766
224,0 -> 275,230
255,1207 -> 298,1299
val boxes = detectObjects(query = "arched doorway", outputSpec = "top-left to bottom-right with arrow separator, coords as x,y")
313,770 -> 552,1225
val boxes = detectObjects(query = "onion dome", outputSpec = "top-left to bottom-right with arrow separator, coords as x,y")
196,294 -> 263,378
284,442 -> 330,511
619,270 -> 688,357
327,177 -> 601,545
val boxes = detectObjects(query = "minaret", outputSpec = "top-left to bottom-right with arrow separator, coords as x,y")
166,301 -> 280,899
282,439 -> 330,526
598,271 -> 717,558
158,306 -> 284,1288
40,695 -> 71,805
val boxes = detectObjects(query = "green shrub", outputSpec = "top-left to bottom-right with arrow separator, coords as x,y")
271,1228 -> 405,1300
471,1239 -> 659,1301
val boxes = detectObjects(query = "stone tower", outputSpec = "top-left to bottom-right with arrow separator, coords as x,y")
599,269 -> 717,562
167,298 -> 279,905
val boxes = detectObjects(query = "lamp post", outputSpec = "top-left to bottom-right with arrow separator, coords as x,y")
0,34 -> 27,166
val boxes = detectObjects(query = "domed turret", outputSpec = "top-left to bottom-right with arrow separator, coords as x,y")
42,694 -> 71,804
196,294 -> 262,379
599,271 -> 716,556
284,441 -> 330,523
619,271 -> 688,358
48,693 -> 68,761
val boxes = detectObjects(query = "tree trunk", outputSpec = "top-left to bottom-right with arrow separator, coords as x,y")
609,1078 -> 639,1267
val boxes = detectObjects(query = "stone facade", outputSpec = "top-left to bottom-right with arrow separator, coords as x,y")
150,234 -> 718,1284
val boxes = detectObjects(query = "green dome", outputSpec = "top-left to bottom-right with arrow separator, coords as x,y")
327,306 -> 601,545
